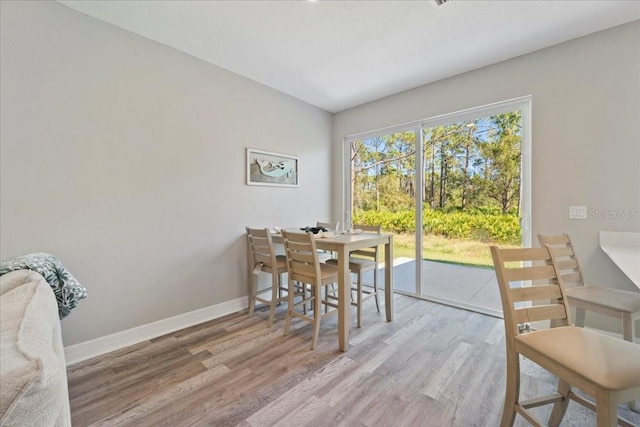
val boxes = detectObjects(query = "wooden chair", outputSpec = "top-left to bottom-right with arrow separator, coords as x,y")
490,245 -> 640,427
246,227 -> 289,326
537,233 -> 640,343
325,224 -> 381,328
282,230 -> 339,350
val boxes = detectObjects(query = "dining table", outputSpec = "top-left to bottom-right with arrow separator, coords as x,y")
248,229 -> 394,352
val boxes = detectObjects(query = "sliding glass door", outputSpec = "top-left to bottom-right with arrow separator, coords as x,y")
344,97 -> 531,316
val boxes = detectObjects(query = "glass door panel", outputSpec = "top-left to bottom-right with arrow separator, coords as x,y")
420,111 -> 524,316
349,130 -> 418,295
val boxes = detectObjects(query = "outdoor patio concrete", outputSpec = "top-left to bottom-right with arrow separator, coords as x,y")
364,258 -> 503,316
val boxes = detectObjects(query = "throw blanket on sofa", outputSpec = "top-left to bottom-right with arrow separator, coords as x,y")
0,253 -> 87,319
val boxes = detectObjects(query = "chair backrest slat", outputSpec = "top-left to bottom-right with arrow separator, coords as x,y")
289,262 -> 318,281
288,251 -> 316,265
504,265 -> 557,282
254,253 -> 273,265
537,233 -> 585,288
536,234 -> 570,245
552,246 -> 575,258
353,224 -> 381,233
316,221 -> 339,230
498,247 -> 550,262
514,304 -> 567,324
287,240 -> 315,256
349,224 -> 382,260
561,272 -> 582,284
511,285 -> 563,303
554,259 -> 579,271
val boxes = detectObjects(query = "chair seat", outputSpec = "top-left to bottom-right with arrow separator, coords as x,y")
325,257 -> 376,272
565,285 -> 640,314
259,254 -> 286,271
292,262 -> 338,282
516,326 -> 640,391
273,254 -> 287,270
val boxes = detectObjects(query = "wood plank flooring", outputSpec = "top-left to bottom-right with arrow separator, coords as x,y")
67,295 -> 640,426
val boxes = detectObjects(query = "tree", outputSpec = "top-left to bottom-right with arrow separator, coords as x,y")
351,111 -> 522,216
478,112 -> 522,213
351,132 -> 416,213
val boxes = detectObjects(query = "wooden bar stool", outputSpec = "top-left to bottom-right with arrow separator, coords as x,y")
246,227 -> 288,326
537,233 -> 640,343
491,245 -> 640,426
282,230 -> 339,349
325,224 -> 381,327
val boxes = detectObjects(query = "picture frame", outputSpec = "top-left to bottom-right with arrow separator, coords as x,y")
246,148 -> 299,187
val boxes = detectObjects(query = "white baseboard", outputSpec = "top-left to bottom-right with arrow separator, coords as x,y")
64,296 -> 248,366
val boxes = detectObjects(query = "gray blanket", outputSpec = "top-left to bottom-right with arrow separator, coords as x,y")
0,252 -> 88,319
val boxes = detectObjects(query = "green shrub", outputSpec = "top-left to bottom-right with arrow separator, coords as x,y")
352,209 -> 521,245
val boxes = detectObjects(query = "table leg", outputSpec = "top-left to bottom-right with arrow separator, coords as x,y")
337,246 -> 350,352
385,238 -> 394,321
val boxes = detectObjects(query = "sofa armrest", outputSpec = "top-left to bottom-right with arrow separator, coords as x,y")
0,270 -> 71,426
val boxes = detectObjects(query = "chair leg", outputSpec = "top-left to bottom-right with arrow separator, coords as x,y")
324,285 -> 329,314
311,285 -> 322,350
284,279 -> 294,337
309,284 -> 315,314
501,354 -> 520,427
248,271 -> 258,318
595,390 -> 617,427
350,274 -> 355,302
267,272 -> 278,327
621,313 -> 639,411
622,312 -> 633,342
356,272 -> 363,328
299,281 -> 307,315
373,263 -> 380,313
548,379 -> 571,427
574,307 -> 586,327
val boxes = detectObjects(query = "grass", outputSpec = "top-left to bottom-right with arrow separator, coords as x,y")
392,233 -> 520,268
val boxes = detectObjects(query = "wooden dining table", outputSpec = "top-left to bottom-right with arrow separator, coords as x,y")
250,230 -> 394,352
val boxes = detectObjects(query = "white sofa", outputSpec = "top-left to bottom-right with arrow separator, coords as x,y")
0,270 -> 71,426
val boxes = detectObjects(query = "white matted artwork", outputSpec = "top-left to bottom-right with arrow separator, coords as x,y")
246,148 -> 299,187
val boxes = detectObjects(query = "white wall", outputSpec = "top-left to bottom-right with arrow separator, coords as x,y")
0,1 -> 333,346
333,22 -> 640,334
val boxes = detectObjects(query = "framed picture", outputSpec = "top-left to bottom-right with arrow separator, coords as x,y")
246,148 -> 299,187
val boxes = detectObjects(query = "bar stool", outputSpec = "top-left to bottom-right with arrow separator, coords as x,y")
246,227 -> 288,326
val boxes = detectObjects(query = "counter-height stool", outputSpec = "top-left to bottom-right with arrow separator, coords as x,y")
491,245 -> 640,427
325,224 -> 381,328
537,233 -> 640,344
282,230 -> 339,349
539,233 -> 640,411
246,227 -> 288,326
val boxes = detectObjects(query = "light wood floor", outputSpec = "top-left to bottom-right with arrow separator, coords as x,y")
67,295 -> 640,426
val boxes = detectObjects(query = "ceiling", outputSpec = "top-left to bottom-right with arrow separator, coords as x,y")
58,1 -> 640,113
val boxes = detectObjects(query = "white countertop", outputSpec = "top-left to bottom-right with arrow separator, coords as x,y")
599,231 -> 640,291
